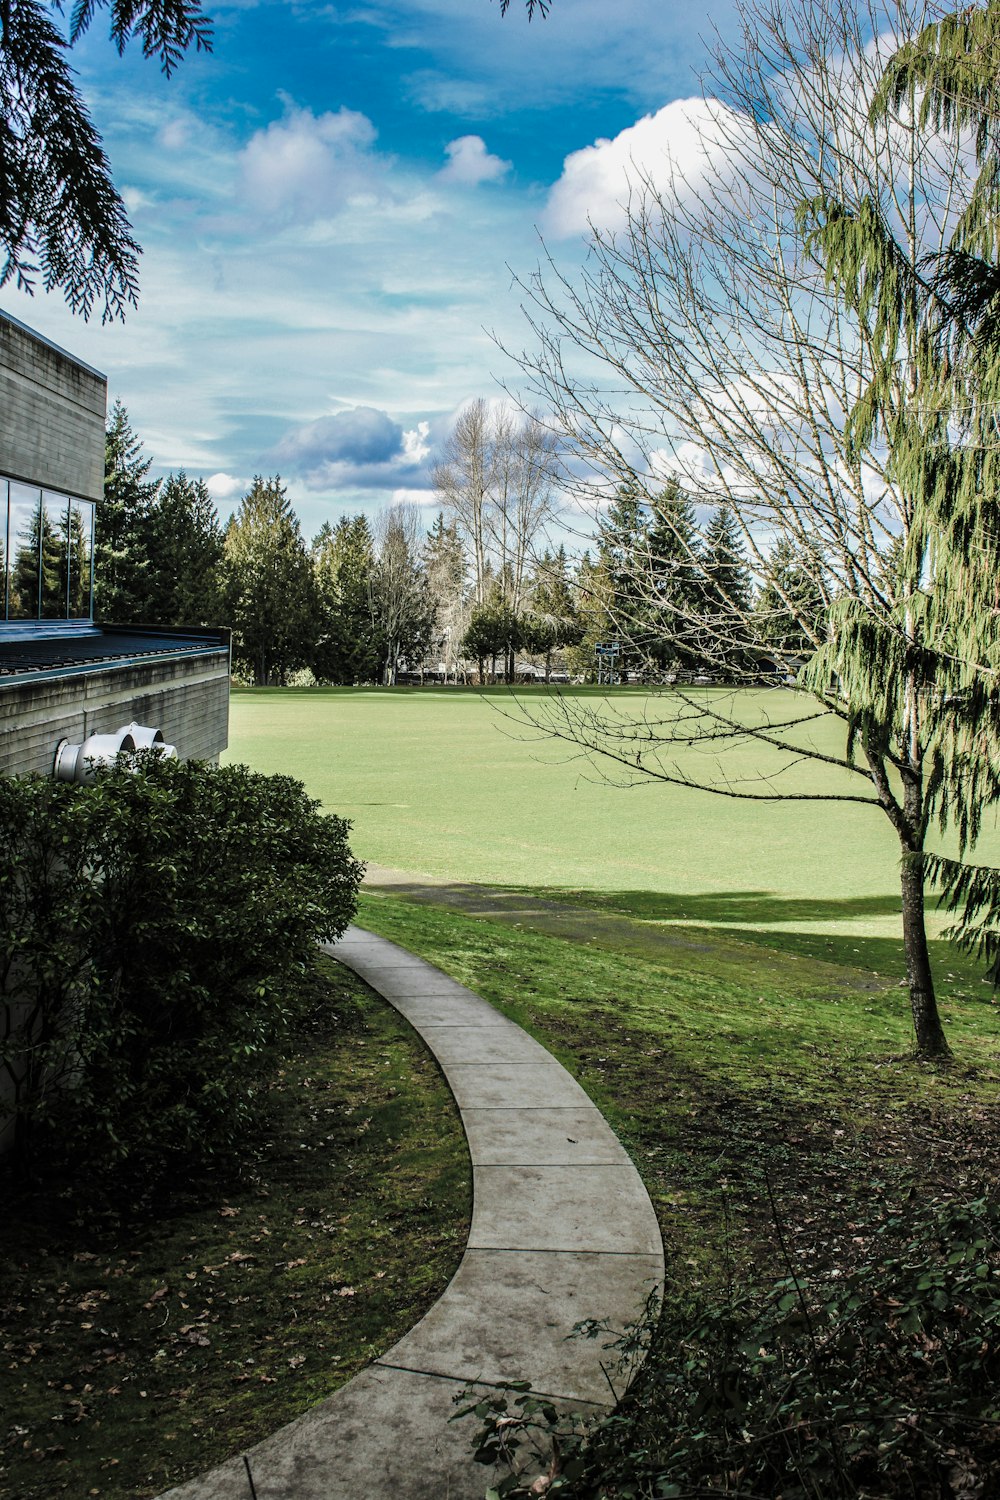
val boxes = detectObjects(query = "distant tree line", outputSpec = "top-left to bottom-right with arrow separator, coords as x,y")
97,401 -> 825,687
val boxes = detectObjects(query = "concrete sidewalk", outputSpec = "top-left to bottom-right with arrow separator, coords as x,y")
161,926 -> 663,1500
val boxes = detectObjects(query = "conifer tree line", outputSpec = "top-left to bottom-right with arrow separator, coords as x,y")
98,398 -> 825,688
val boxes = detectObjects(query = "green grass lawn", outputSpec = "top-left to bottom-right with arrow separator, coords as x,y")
225,684 -> 1000,949
226,683 -> 1000,1223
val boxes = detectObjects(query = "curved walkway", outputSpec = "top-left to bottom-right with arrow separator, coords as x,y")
162,926 -> 663,1500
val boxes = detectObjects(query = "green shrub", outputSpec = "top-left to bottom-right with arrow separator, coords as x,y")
459,1194 -> 1000,1498
0,756 -> 363,1186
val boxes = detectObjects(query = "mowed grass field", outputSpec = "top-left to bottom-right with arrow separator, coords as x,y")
225,682 -> 1000,1302
225,684 -> 1000,945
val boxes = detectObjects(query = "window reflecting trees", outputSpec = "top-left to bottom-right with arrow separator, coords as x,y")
2,479 -> 94,621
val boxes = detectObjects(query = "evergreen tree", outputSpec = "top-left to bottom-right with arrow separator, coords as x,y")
753,537 -> 827,665
524,547 -> 583,681
644,481 -> 704,674
462,586 -> 522,684
221,477 -> 317,686
595,486 -> 649,677
312,514 -> 380,684
699,504 -> 754,677
566,551 -> 614,682
422,512 -> 468,681
95,401 -> 159,623
0,0 -> 211,321
148,472 -> 224,627
10,496 -> 42,617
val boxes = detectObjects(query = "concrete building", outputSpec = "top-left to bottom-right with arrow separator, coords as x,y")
0,309 -> 230,776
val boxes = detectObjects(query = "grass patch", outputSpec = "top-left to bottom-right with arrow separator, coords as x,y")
0,957 -> 470,1500
355,888 -> 1000,1288
225,686 -> 919,924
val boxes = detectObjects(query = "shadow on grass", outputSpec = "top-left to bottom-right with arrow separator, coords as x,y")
363,875 -> 991,995
492,886 -> 903,926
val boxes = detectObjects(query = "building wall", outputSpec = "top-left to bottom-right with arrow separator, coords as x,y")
0,652 -> 231,777
0,312 -> 106,504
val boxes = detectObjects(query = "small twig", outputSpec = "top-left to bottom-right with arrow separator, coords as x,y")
242,1454 -> 259,1500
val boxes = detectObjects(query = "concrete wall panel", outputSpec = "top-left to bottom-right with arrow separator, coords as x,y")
0,313 -> 106,504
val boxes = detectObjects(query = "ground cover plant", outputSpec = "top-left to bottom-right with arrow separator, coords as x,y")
0,958 -> 471,1499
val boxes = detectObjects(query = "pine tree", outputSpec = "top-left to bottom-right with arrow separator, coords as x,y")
644,481 -> 704,675
753,537 -> 826,665
94,401 -> 160,623
566,552 -> 614,682
595,486 -> 650,677
222,477 -> 317,686
312,514 -> 380,684
0,0 -> 211,320
700,504 -> 754,677
148,473 -> 224,627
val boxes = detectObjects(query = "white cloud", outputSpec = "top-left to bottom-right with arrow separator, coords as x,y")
401,421 -> 431,464
121,186 -> 152,214
238,101 -> 383,222
391,486 -> 438,507
542,97 -> 750,238
439,135 -> 511,186
158,118 -> 190,151
205,472 -> 247,502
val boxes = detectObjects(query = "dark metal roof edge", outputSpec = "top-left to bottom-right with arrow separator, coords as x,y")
0,643 -> 230,688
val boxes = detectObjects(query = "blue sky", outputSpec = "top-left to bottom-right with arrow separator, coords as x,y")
3,0 -> 738,543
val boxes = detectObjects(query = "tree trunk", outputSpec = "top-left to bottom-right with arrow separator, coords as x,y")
899,841 -> 951,1060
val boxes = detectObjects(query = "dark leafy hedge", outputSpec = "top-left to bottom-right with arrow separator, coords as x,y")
459,1194 -> 1000,1498
0,756 -> 363,1185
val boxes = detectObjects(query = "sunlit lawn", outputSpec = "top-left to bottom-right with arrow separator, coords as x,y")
225,684 -> 1000,949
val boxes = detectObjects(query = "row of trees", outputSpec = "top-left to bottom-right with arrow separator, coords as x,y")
99,398 -> 829,689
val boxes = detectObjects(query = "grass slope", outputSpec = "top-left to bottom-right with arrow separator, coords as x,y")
355,887 -> 1000,1285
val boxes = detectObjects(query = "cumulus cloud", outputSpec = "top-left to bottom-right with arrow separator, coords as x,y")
205,472 -> 247,502
542,97 -> 749,238
238,102 -> 382,222
439,135 -> 511,186
271,406 -> 435,492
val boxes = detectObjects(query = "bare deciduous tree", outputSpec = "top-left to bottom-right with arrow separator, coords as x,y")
370,504 -> 432,686
505,0 -> 991,1058
434,399 -> 558,614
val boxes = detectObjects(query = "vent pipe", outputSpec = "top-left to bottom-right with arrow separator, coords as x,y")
53,724 -> 177,784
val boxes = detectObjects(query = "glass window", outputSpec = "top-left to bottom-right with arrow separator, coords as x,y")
68,499 -> 94,619
0,477 -> 7,617
7,482 -> 41,620
40,491 -> 70,618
